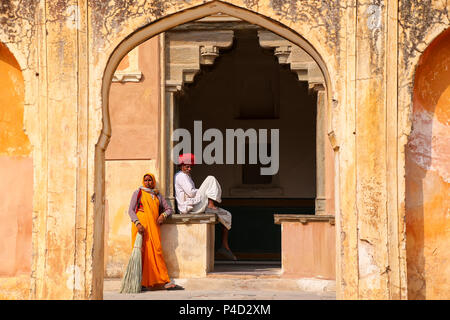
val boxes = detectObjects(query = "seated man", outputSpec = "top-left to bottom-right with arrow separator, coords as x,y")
174,153 -> 236,261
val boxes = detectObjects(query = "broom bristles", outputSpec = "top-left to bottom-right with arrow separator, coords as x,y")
119,232 -> 143,294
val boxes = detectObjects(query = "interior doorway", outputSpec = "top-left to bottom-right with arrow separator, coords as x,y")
174,27 -> 318,266
102,6 -> 333,284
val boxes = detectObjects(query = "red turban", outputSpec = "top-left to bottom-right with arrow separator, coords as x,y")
178,153 -> 195,165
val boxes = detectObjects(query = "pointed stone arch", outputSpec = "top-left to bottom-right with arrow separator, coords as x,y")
99,1 -> 333,150
94,0 -> 335,299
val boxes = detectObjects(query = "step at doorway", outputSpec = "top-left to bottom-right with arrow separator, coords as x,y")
209,261 -> 281,278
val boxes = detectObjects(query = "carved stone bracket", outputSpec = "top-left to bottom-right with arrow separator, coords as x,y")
200,45 -> 220,65
310,83 -> 325,92
165,30 -> 234,89
258,30 -> 324,87
165,80 -> 182,92
274,45 -> 292,64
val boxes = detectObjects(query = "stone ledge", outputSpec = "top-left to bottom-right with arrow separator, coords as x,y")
164,213 -> 217,224
112,71 -> 143,82
230,187 -> 283,197
274,214 -> 335,225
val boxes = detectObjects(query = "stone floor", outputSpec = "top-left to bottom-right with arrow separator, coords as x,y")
103,263 -> 336,300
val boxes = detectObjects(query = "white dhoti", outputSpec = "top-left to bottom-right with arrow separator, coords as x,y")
190,176 -> 232,230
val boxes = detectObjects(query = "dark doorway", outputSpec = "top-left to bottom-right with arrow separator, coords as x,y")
176,28 -> 317,263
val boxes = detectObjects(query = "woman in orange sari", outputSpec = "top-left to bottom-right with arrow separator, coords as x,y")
127,173 -> 183,290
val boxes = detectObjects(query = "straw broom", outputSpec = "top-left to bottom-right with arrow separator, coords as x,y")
119,232 -> 143,294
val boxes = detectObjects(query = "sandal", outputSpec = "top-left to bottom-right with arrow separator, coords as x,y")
164,283 -> 184,291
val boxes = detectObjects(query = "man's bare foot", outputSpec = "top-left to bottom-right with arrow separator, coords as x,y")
205,206 -> 219,213
217,247 -> 237,261
207,199 -> 218,209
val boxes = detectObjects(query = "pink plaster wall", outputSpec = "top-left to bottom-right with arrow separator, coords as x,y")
406,28 -> 450,300
106,36 -> 161,160
0,42 -> 33,277
281,221 -> 335,279
0,157 -> 33,276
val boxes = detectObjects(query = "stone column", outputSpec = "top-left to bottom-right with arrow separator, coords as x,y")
164,82 -> 181,209
313,84 -> 326,215
159,33 -> 167,201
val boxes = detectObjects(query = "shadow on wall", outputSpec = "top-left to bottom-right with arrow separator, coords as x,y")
406,28 -> 450,300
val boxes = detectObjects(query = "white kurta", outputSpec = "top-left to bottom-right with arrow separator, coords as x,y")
174,172 -> 232,229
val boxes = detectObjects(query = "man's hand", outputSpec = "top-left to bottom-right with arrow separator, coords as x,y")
136,223 -> 145,235
157,214 -> 165,225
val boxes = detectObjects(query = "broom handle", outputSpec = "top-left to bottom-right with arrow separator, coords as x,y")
133,232 -> 143,249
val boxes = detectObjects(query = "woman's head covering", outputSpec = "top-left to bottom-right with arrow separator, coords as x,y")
178,153 -> 195,165
142,172 -> 159,194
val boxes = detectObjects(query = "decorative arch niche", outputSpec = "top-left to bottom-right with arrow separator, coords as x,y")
406,27 -> 450,300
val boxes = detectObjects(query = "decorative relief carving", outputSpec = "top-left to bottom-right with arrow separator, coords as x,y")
200,45 -> 220,65
165,30 -> 234,89
274,45 -> 291,64
258,30 -> 324,87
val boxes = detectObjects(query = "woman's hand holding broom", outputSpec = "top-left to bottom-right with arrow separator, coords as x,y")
136,223 -> 145,235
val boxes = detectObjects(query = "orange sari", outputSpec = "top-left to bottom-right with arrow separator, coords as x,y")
131,188 -> 170,287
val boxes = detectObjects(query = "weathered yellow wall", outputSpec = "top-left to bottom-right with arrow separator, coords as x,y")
0,42 -> 32,299
406,28 -> 450,300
